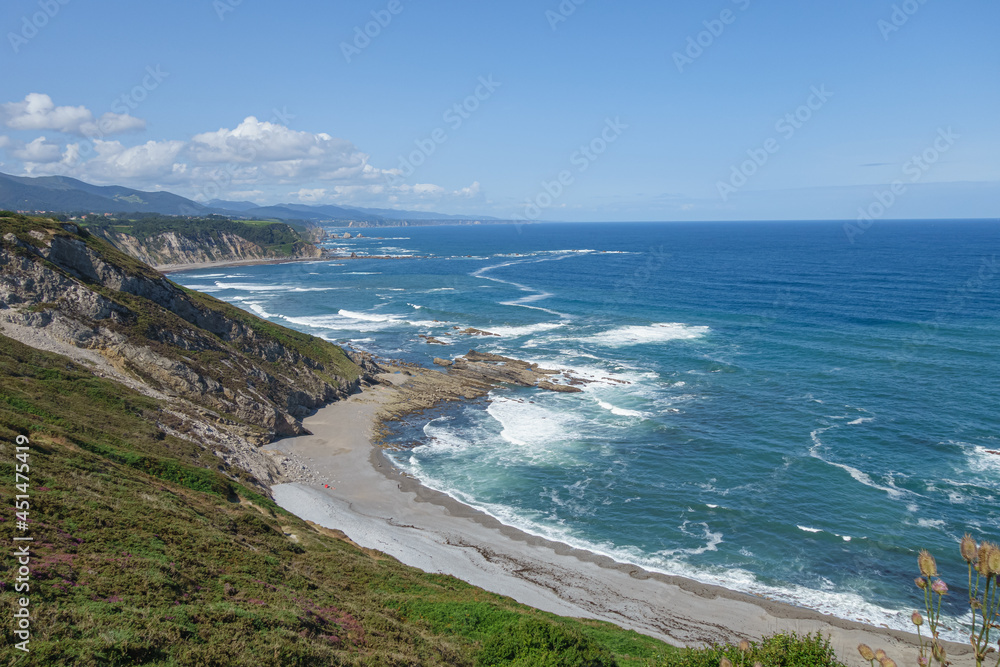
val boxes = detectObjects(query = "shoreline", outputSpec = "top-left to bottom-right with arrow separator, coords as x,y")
264,377 -> 976,667
156,256 -> 329,274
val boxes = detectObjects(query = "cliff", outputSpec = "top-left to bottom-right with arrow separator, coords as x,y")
90,227 -> 322,268
0,214 -> 374,487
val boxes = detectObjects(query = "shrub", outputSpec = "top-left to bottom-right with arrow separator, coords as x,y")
476,618 -> 618,667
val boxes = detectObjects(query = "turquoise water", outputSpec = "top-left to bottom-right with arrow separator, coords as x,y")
172,220 -> 1000,635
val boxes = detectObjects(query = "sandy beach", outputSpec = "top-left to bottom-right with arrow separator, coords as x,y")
264,378 -> 976,667
156,256 -> 329,274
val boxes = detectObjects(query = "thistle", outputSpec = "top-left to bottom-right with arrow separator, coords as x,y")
915,577 -> 928,590
962,534 -> 978,563
919,550 -> 938,577
875,649 -> 887,661
977,543 -> 992,577
738,639 -> 750,653
858,644 -> 875,662
931,579 -> 948,595
987,545 -> 1000,576
912,611 -> 924,626
720,657 -> 733,667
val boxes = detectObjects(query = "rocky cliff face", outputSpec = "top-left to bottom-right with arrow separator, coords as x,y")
0,215 -> 377,487
92,229 -> 322,268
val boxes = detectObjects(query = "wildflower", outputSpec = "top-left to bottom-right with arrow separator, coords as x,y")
915,577 -> 927,590
917,658 -> 928,667
977,543 -> 992,577
931,579 -> 948,595
960,534 -> 977,563
720,658 -> 733,667
911,611 -> 923,626
987,544 -> 1000,576
880,658 -> 897,667
738,640 -> 751,653
858,644 -> 875,661
875,649 -> 887,661
918,550 -> 938,577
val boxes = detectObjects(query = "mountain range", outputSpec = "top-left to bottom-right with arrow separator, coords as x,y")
0,171 -> 498,224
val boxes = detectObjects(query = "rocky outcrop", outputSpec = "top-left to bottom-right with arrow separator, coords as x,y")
0,218 -> 368,448
91,229 -> 322,268
376,350 -> 589,420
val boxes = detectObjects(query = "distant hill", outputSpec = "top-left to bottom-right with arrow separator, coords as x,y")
0,171 -> 499,224
0,172 -> 211,216
349,205 -> 499,221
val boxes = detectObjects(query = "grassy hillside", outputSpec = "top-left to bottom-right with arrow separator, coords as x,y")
0,334 -> 677,665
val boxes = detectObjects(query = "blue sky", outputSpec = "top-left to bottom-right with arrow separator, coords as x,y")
1,0 -> 997,221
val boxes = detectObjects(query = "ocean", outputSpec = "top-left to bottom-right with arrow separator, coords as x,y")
172,220 -> 1000,637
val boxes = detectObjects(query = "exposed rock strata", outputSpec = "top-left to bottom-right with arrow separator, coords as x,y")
91,228 -> 322,268
0,217 -> 374,491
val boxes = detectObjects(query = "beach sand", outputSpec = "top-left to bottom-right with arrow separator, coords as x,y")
156,256 -> 327,274
264,381 -> 975,667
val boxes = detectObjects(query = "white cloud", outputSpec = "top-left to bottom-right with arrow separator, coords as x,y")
293,188 -> 327,203
79,139 -> 186,182
79,112 -> 146,138
1,101 -> 484,214
12,137 -> 62,163
1,93 -> 145,137
189,116 -> 369,175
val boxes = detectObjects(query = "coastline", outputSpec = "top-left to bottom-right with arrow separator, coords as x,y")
156,256 -> 328,274
264,376 -> 977,667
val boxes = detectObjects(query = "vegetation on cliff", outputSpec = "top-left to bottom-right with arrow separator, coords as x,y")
84,213 -> 322,266
0,213 -> 359,448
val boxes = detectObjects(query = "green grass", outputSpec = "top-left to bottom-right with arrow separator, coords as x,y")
0,334 -> 683,665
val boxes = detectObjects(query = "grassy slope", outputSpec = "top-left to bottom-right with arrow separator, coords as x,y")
0,336 -> 678,666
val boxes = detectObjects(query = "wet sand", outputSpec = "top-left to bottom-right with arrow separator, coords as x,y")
264,381 -> 975,667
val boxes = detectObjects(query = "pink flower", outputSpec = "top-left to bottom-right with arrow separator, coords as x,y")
918,657 -> 928,666
931,579 -> 948,595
